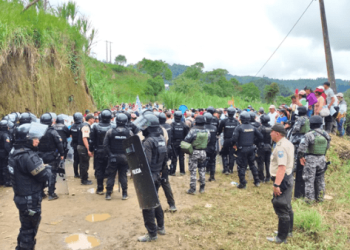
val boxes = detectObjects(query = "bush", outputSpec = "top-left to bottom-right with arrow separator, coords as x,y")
293,200 -> 325,234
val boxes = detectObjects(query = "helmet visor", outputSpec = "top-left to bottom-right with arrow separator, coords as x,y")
27,123 -> 48,140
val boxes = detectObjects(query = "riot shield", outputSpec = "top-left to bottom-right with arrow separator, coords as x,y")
56,160 -> 69,195
123,135 -> 160,209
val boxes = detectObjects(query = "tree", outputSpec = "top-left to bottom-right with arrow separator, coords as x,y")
115,55 -> 127,65
240,82 -> 260,101
264,82 -> 280,103
145,76 -> 165,97
137,58 -> 172,80
202,69 -> 228,84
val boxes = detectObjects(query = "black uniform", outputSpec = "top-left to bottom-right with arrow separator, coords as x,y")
142,131 -> 167,238
0,128 -> 12,186
231,123 -> 263,187
53,123 -> 70,159
217,117 -> 239,173
90,121 -> 112,191
204,123 -> 217,179
170,121 -> 189,174
257,123 -> 272,182
70,122 -> 84,177
103,126 -> 133,196
38,127 -> 64,195
8,144 -> 51,249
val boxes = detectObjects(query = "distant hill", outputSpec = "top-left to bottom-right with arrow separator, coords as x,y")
167,63 -> 350,93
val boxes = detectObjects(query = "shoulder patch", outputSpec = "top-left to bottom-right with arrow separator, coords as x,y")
6,138 -> 10,143
278,151 -> 284,158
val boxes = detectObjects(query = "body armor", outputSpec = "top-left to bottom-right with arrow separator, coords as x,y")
146,135 -> 167,173
306,131 -> 328,155
237,124 -> 255,147
109,127 -> 131,154
223,118 -> 239,139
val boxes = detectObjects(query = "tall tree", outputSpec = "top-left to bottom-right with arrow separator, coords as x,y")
145,76 -> 165,97
137,58 -> 172,80
264,82 -> 280,103
114,55 -> 127,65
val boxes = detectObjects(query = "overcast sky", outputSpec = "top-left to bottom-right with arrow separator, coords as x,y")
51,0 -> 350,80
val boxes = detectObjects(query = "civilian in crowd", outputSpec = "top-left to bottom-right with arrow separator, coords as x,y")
335,93 -> 347,137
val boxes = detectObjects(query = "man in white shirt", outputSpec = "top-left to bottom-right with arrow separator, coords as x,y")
268,105 -> 277,126
335,93 -> 347,137
323,82 -> 338,133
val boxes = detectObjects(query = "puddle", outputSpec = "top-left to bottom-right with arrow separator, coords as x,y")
85,213 -> 111,222
65,234 -> 100,250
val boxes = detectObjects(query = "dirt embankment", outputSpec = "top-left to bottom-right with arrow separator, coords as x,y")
0,49 -> 95,117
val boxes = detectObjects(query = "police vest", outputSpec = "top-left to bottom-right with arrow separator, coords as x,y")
38,128 -> 56,152
53,124 -> 68,147
78,123 -> 90,146
70,123 -> 84,145
173,122 -> 185,141
261,125 -> 272,145
147,136 -> 167,173
299,117 -> 310,134
223,118 -> 238,138
238,124 -> 255,147
211,117 -> 219,128
95,123 -> 111,148
109,127 -> 131,154
192,130 -> 209,150
8,149 -> 43,196
307,131 -> 328,155
205,124 -> 217,147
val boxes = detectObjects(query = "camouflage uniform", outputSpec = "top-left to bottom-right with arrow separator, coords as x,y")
298,128 -> 331,202
189,150 -> 206,190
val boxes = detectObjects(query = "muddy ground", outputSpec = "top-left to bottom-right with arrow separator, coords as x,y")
1,155 -> 349,249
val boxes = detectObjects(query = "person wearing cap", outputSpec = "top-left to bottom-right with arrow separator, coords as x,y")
268,105 -> 277,126
323,82 -> 338,133
267,124 -> 294,244
335,93 -> 347,136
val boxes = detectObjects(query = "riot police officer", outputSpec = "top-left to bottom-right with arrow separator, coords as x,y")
290,106 -> 310,198
38,113 -> 64,200
231,111 -> 263,189
297,116 -> 331,203
70,112 -> 84,178
8,123 -> 52,250
207,106 -> 219,129
217,107 -> 239,174
103,113 -> 133,200
204,113 -> 217,181
124,111 -> 140,135
53,115 -> 70,159
138,113 -> 167,242
91,109 -> 113,195
170,111 -> 189,176
184,115 -> 210,194
257,114 -> 272,183
0,120 -> 12,186
250,112 -> 261,128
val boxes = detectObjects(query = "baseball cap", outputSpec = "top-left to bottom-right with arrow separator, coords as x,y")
336,93 -> 343,98
299,90 -> 306,95
271,124 -> 286,136
269,105 -> 276,109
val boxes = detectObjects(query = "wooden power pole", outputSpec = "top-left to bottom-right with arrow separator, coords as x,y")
319,0 -> 337,92
106,41 -> 108,63
109,42 -> 112,64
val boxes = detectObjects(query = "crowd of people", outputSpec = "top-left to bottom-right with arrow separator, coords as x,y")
0,81 -> 347,248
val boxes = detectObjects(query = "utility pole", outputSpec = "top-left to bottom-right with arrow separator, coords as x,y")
319,0 -> 337,92
106,41 -> 108,63
109,42 -> 112,64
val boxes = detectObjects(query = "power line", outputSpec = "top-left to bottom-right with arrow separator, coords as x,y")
255,0 -> 315,77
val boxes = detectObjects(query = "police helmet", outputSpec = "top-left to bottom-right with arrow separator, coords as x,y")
56,115 -> 65,124
73,112 -> 83,124
101,109 -> 112,123
207,106 -> 215,115
19,112 -> 32,124
260,114 -> 270,124
174,111 -> 182,122
116,113 -> 128,126
0,120 -> 8,131
309,115 -> 323,129
195,115 -> 205,125
144,114 -> 159,127
15,123 -> 31,146
203,112 -> 213,124
40,113 -> 53,126
236,108 -> 242,114
249,111 -> 256,122
159,113 -> 166,124
259,107 -> 264,114
240,111 -> 250,124
297,106 -> 307,116
227,107 -> 236,117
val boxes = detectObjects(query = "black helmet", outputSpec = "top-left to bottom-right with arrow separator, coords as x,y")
236,108 -> 242,114
101,109 -> 112,123
174,111 -> 182,122
14,123 -> 31,146
40,113 -> 53,126
260,114 -> 270,124
240,111 -> 250,124
73,112 -> 83,124
56,115 -> 65,124
195,115 -> 205,125
122,111 -> 131,122
0,120 -> 8,131
204,112 -> 213,124
297,106 -> 307,116
250,111 -> 256,122
207,106 -> 215,115
258,107 -> 264,114
116,113 -> 128,126
19,112 -> 32,124
227,107 -> 236,117
159,113 -> 166,124
309,115 -> 323,129
144,114 -> 159,128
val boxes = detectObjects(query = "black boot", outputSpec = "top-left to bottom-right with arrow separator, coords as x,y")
199,184 -> 205,193
276,218 -> 290,242
96,179 -> 104,195
105,192 -> 112,200
208,171 -> 216,182
122,190 -> 128,200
